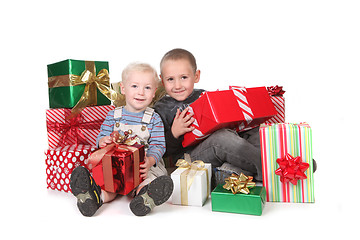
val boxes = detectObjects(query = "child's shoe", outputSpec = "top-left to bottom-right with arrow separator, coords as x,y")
129,175 -> 173,216
70,166 -> 103,217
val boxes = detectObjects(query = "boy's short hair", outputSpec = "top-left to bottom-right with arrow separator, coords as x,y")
122,62 -> 160,86
160,48 -> 197,74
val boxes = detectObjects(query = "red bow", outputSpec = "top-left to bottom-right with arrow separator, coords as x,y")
267,85 -> 285,96
275,153 -> 309,185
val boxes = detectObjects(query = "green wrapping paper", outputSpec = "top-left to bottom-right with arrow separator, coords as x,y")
47,59 -> 111,109
211,185 -> 266,216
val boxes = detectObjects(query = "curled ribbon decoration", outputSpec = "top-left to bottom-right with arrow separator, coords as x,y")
275,153 -> 309,185
223,173 -> 256,194
175,154 -> 209,205
267,85 -> 285,96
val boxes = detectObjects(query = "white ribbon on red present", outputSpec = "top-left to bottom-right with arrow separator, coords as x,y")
229,86 -> 254,131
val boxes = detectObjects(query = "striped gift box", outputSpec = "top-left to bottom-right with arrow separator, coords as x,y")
264,96 -> 285,124
260,123 -> 315,203
46,105 -> 114,149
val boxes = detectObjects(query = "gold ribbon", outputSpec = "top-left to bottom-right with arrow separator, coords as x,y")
175,154 -> 209,205
48,61 -> 120,118
223,173 -> 256,194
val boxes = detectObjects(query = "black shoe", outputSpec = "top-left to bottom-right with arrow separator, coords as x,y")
70,166 -> 103,217
129,175 -> 173,216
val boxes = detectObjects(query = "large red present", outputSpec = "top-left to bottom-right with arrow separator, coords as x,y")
88,134 -> 145,195
46,105 -> 114,149
45,144 -> 96,193
182,87 -> 277,147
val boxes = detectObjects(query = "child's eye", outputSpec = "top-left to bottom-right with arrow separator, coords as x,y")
167,77 -> 174,81
145,86 -> 152,90
181,76 -> 188,80
131,84 -> 138,88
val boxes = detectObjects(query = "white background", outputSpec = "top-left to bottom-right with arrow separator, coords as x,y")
1,0 -> 358,239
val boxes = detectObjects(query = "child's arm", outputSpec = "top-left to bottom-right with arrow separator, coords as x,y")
139,156 -> 156,179
98,136 -> 113,148
171,107 -> 195,139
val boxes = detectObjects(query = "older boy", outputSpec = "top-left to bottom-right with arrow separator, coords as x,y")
70,62 -> 173,217
154,48 -> 263,185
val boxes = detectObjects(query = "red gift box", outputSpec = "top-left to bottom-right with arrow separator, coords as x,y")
90,144 -> 145,195
182,87 -> 277,147
46,105 -> 115,149
45,144 -> 96,193
264,86 -> 285,124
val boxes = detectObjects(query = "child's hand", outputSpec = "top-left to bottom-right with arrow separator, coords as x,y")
171,107 -> 195,139
140,156 -> 156,179
98,136 -> 113,148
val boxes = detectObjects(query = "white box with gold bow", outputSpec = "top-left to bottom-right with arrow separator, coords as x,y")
170,154 -> 212,207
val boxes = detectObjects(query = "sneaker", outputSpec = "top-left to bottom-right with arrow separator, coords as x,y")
70,166 -> 103,217
129,175 -> 173,216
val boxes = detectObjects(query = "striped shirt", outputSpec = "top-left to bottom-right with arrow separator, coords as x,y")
96,108 -> 166,165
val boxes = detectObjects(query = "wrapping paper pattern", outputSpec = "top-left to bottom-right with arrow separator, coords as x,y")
260,123 -> 315,202
264,96 -> 285,124
45,144 -> 95,192
46,105 -> 114,148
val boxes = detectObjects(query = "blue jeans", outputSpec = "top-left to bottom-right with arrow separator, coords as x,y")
187,127 -> 262,181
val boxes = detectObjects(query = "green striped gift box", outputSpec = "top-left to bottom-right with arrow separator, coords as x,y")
260,123 -> 315,203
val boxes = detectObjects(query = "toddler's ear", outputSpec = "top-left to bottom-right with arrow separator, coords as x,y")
120,81 -> 125,94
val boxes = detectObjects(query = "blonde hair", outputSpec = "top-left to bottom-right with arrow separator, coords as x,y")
160,48 -> 197,74
112,62 -> 166,107
122,62 -> 160,86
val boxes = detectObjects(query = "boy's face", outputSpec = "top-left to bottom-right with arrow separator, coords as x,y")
160,59 -> 200,101
120,71 -> 157,113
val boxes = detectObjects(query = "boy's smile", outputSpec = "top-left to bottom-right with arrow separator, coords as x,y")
161,59 -> 200,101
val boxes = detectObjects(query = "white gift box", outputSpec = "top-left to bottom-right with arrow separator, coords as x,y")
171,163 -> 211,206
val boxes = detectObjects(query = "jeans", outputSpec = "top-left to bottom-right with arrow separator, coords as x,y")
187,127 -> 262,181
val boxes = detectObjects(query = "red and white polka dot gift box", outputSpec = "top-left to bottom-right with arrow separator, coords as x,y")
45,144 -> 96,193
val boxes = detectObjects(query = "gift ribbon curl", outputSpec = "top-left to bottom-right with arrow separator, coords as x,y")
275,153 -> 309,185
175,154 -> 209,205
267,85 -> 285,96
223,173 -> 256,194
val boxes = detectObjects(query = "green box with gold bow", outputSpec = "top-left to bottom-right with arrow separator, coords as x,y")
211,185 -> 266,216
47,59 -> 112,109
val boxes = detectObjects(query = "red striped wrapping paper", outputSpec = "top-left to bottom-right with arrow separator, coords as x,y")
264,96 -> 285,124
46,105 -> 114,149
45,144 -> 96,192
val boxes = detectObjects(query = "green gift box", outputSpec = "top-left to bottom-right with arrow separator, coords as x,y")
47,59 -> 111,109
211,185 -> 266,216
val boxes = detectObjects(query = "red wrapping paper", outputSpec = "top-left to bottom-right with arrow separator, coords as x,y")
45,144 -> 96,193
46,105 -> 115,149
91,144 -> 145,195
182,87 -> 277,147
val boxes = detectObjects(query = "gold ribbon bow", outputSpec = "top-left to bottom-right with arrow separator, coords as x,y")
175,154 -> 209,205
223,173 -> 256,194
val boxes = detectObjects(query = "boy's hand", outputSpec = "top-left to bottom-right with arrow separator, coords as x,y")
140,156 -> 156,179
171,107 -> 195,139
98,136 -> 113,148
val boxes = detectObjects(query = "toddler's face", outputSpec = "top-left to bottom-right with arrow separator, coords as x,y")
121,71 -> 157,112
161,59 -> 200,101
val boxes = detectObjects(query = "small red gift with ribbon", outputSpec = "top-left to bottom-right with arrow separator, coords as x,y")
275,153 -> 309,185
88,131 -> 145,195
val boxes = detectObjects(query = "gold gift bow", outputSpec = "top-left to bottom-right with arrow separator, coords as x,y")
48,61 -> 120,118
175,154 -> 209,205
223,173 -> 256,194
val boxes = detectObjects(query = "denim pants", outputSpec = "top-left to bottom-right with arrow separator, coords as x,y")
187,127 -> 262,181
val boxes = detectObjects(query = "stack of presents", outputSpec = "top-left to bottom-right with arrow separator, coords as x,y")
45,59 -> 315,216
